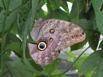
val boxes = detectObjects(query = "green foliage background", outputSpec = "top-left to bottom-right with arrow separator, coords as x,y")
0,0 -> 103,77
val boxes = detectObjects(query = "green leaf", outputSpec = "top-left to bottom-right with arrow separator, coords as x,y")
87,30 -> 100,50
0,0 -> 3,7
81,51 -> 103,77
29,59 -> 43,72
47,9 -> 70,20
66,51 -> 76,62
8,0 -> 22,11
47,0 -> 61,11
74,55 -> 88,71
43,59 -> 60,75
10,21 -> 18,35
92,60 -> 103,77
4,11 -> 17,32
60,1 -> 69,12
35,9 -> 47,19
92,0 -> 103,34
5,33 -> 22,56
77,18 -> 100,50
6,33 -> 21,44
0,0 -> 22,33
1,0 -> 11,10
93,59 -> 103,77
71,41 -> 86,50
1,58 -> 36,77
50,74 -> 66,77
32,0 -> 44,19
47,0 -> 68,12
70,0 -> 86,21
0,11 -> 5,33
0,0 -> 3,12
47,0 -> 70,20
22,10 -> 33,59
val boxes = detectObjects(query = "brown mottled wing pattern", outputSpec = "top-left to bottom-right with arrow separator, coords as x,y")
28,19 -> 86,66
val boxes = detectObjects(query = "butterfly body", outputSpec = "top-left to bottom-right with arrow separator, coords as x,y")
28,19 -> 86,66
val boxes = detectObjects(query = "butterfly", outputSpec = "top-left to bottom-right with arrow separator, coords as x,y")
28,19 -> 86,66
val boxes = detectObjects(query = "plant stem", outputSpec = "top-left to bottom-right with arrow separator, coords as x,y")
63,46 -> 90,74
0,34 -> 7,76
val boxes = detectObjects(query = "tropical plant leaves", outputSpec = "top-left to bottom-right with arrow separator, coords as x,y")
70,0 -> 86,21
92,0 -> 103,34
80,51 -> 103,77
0,0 -> 103,77
1,58 -> 36,77
8,0 -> 22,11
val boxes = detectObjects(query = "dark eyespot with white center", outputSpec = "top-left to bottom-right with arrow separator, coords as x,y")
37,42 -> 47,51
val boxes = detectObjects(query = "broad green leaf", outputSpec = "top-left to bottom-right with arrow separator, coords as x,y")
74,55 -> 88,71
70,0 -> 86,21
81,51 -> 100,74
86,21 -> 100,50
71,41 -> 86,50
47,0 -> 68,12
1,0 -> 11,10
81,51 -> 103,77
66,51 -> 76,62
10,22 -> 18,35
8,0 -> 22,11
0,0 -> 3,12
0,11 -> 5,33
43,59 -> 60,75
29,59 -> 43,72
5,33 -> 22,56
22,0 -> 29,4
92,60 -> 103,77
0,0 -> 21,33
47,9 -> 70,20
50,74 -> 66,77
1,58 -> 36,77
60,1 -> 69,12
35,9 -> 47,19
17,0 -> 31,37
32,0 -> 44,19
47,0 -> 69,20
77,18 -> 100,50
6,42 -> 22,56
4,11 -> 17,32
92,0 -> 103,34
0,0 -> 3,7
22,11 -> 32,59
87,30 -> 100,50
47,0 -> 61,11
6,33 -> 21,44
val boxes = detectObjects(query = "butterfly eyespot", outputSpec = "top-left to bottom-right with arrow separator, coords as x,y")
37,42 -> 47,51
49,29 -> 55,34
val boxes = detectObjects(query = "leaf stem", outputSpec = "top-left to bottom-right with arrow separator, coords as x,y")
63,46 -> 90,74
0,34 -> 7,76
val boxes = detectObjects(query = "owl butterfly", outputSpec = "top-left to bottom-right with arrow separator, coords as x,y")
28,19 -> 86,66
